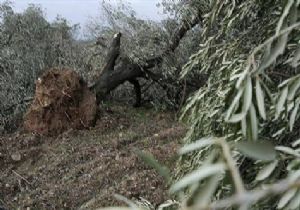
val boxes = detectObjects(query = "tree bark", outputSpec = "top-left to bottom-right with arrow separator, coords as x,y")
90,14 -> 202,105
129,79 -> 141,107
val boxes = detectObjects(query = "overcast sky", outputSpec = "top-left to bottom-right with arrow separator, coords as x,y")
8,0 -> 163,26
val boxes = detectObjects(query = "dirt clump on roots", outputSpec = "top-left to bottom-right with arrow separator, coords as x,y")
23,68 -> 97,136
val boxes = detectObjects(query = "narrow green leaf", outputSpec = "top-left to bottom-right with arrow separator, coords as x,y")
193,174 -> 221,207
272,127 -> 286,137
236,141 -> 276,161
227,113 -> 246,123
157,200 -> 178,210
260,43 -> 272,67
291,46 -> 300,67
250,103 -> 258,141
277,188 -> 297,209
242,75 -> 252,113
261,79 -> 275,103
135,150 -> 170,182
292,138 -> 300,147
276,86 -> 289,117
246,116 -> 253,142
288,77 -> 300,100
169,163 -> 226,193
236,67 -> 250,89
278,76 -> 297,88
225,87 -> 244,121
256,78 -> 266,120
276,0 -> 294,34
259,33 -> 289,72
255,160 -> 278,181
241,117 -> 247,136
289,2 -> 298,24
290,101 -> 300,131
275,146 -> 300,158
179,137 -> 216,155
289,170 -> 300,182
286,190 -> 300,209
287,159 -> 300,171
114,194 -> 139,210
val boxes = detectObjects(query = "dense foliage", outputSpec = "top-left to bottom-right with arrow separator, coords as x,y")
92,1 -> 300,210
174,0 -> 300,209
97,0 -> 300,209
0,2 -> 87,132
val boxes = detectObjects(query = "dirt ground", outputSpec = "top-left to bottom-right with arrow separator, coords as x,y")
0,104 -> 186,209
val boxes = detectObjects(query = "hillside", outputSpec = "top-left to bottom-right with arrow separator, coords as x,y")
0,104 -> 185,209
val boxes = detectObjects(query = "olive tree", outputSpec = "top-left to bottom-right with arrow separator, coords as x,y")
0,2 -> 83,132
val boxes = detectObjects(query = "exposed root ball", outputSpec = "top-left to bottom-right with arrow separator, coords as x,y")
24,68 -> 97,136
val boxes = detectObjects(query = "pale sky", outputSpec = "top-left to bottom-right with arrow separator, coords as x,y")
7,0 -> 163,26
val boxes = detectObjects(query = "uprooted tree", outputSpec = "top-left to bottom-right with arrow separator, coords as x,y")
22,4 -> 203,135
90,11 -> 203,105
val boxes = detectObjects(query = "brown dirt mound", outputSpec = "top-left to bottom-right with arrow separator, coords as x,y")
23,68 -> 97,136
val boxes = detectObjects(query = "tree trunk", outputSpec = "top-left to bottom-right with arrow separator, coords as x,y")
90,14 -> 202,106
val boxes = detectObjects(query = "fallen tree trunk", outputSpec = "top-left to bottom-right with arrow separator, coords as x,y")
90,14 -> 203,106
23,12 -> 203,135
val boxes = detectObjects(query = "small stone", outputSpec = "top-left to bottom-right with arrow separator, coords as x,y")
11,152 -> 21,161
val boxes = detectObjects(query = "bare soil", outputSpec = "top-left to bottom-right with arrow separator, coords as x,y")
0,104 -> 185,209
